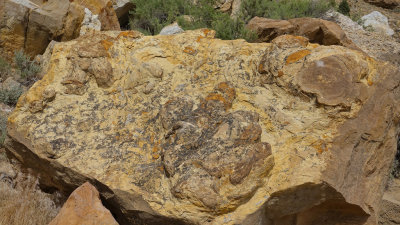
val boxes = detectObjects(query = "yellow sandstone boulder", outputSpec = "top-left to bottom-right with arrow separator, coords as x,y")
5,30 -> 400,225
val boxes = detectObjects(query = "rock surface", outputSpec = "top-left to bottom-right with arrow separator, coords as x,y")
80,8 -> 102,36
5,30 -> 400,225
0,0 -> 119,60
364,0 -> 400,9
361,11 -> 394,36
49,182 -> 118,225
247,16 -> 362,52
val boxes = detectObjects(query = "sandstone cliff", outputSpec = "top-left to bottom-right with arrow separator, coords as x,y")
5,29 -> 400,225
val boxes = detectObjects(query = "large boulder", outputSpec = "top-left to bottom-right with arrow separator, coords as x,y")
5,30 -> 400,225
0,0 -> 120,60
49,182 -> 118,225
364,0 -> 400,9
247,16 -> 363,52
361,11 -> 394,36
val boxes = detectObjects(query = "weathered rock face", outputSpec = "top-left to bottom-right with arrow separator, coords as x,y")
5,30 -> 400,225
247,16 -> 362,52
0,0 -> 120,60
49,182 -> 118,225
364,0 -> 400,9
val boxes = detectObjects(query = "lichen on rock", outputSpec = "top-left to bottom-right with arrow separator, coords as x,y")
5,29 -> 400,225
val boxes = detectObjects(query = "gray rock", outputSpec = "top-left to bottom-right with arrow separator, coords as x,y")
159,22 -> 184,35
361,11 -> 394,36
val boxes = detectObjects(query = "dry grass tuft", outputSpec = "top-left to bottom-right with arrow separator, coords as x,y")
0,153 -> 61,225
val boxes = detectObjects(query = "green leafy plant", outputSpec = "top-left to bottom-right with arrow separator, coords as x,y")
0,86 -> 23,106
14,50 -> 40,84
129,0 -> 191,35
129,0 -> 256,41
241,0 -> 336,21
338,0 -> 350,16
0,57 -> 10,81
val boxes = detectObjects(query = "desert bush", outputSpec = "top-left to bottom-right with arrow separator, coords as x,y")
129,0 -> 256,41
241,0 -> 336,21
338,0 -> 350,16
0,57 -> 10,81
14,50 -> 40,84
0,85 -> 23,106
129,0 -> 191,35
0,173 -> 60,225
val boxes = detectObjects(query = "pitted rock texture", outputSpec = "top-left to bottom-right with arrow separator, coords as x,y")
5,30 -> 400,225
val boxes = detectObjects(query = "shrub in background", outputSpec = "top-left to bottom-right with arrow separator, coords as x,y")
129,0 -> 190,35
0,57 -> 10,81
14,50 -> 40,85
338,0 -> 351,16
241,0 -> 336,21
0,86 -> 23,106
129,0 -> 256,41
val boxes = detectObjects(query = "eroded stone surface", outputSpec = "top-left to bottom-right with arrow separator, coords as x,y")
5,30 -> 400,225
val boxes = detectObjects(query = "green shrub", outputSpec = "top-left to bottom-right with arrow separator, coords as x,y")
0,57 -> 10,81
0,86 -> 23,106
338,0 -> 350,16
129,0 -> 256,41
14,50 -> 40,83
241,0 -> 336,21
129,0 -> 191,35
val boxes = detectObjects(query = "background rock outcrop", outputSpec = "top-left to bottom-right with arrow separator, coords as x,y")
0,0 -> 120,60
364,0 -> 400,9
247,16 -> 363,52
5,29 -> 400,225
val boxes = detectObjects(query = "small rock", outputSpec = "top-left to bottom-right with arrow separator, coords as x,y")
1,77 -> 22,90
159,22 -> 184,35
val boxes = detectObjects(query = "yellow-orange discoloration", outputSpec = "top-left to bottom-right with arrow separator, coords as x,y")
286,50 -> 311,65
